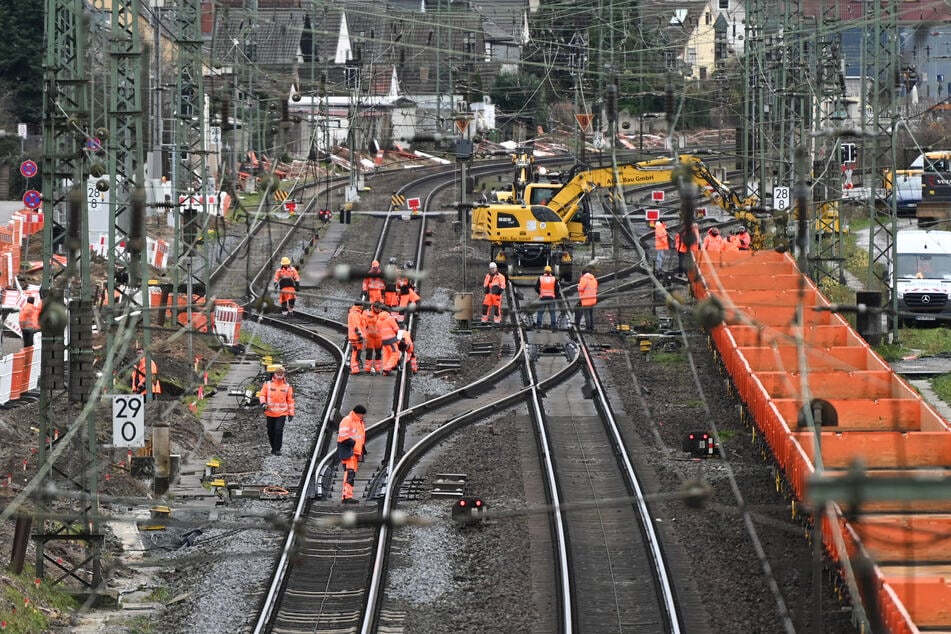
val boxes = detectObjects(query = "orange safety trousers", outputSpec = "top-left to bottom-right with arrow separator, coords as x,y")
341,455 -> 360,500
382,341 -> 400,372
364,335 -> 382,372
349,339 -> 363,373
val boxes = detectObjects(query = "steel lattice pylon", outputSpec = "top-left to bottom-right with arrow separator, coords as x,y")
37,0 -> 102,589
862,1 -> 901,340
172,0 -> 210,357
105,0 -> 150,380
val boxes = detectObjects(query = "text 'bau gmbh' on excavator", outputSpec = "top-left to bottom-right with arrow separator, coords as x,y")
471,153 -> 762,282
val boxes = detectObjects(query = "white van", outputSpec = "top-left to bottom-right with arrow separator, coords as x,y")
893,230 -> 951,325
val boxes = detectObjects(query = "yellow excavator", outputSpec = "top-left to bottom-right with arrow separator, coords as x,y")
472,154 -> 761,279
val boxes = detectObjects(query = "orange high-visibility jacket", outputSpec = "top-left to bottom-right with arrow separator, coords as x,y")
577,272 -> 598,306
337,410 -> 366,456
347,305 -> 365,340
536,273 -> 558,299
260,377 -> 295,418
274,265 -> 300,291
19,303 -> 39,331
654,222 -> 669,250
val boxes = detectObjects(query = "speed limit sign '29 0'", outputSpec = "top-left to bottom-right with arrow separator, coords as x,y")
113,394 -> 145,448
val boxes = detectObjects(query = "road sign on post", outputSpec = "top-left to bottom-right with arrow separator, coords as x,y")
19,160 -> 37,179
22,190 -> 41,210
575,113 -> 593,132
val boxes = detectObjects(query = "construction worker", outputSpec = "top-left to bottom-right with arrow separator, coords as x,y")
397,261 -> 421,322
383,257 -> 401,308
259,365 -> 295,456
534,265 -> 560,329
397,329 -> 419,373
273,257 -> 301,315
378,304 -> 402,376
131,346 -> 162,397
736,226 -> 752,250
347,302 -> 366,375
574,266 -> 599,331
362,260 -> 385,305
362,302 -> 384,374
675,224 -> 701,275
654,220 -> 670,272
481,261 -> 506,324
703,227 -> 725,252
19,296 -> 39,348
337,404 -> 367,504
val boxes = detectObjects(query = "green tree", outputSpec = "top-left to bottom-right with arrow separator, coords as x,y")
0,0 -> 44,128
489,71 -> 546,123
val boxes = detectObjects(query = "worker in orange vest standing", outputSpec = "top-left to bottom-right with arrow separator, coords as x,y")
273,257 -> 301,315
383,257 -> 401,308
362,302 -> 384,374
397,329 -> 418,373
654,220 -> 670,272
702,227 -> 725,252
363,260 -> 385,305
337,404 -> 367,503
259,365 -> 295,456
397,267 -> 421,323
736,226 -> 752,250
131,346 -> 162,398
574,266 -> 599,331
675,224 -> 701,275
534,265 -> 560,329
378,305 -> 402,376
19,296 -> 40,348
481,262 -> 507,324
347,302 -> 366,375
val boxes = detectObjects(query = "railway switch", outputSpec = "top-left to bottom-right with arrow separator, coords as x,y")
682,431 -> 721,458
452,496 -> 486,526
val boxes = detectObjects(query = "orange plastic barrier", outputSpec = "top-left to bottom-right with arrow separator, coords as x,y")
9,351 -> 25,401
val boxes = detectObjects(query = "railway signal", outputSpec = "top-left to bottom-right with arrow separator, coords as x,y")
681,431 -> 720,458
452,496 -> 486,526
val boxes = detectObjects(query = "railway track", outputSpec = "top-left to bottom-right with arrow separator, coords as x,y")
188,151 -> 845,632
238,156 -> 700,632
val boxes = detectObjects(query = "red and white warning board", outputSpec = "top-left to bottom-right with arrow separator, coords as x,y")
651,190 -> 665,202
645,209 -> 660,222
407,197 -> 421,211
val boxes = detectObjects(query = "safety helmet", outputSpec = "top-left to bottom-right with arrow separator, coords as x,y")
281,256 -> 291,266
404,260 -> 414,269
388,257 -> 398,265
544,265 -> 552,273
740,226 -> 748,233
397,329 -> 405,340
488,262 -> 498,270
371,259 -> 380,268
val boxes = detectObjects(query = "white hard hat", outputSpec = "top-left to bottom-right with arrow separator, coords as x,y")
397,330 -> 405,340
488,262 -> 498,269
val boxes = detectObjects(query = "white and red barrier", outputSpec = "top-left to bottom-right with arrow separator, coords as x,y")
147,238 -> 169,271
0,337 -> 41,405
213,300 -> 244,345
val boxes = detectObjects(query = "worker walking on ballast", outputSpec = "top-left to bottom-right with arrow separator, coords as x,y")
337,404 -> 367,503
534,265 -> 560,329
481,262 -> 507,324
347,302 -> 366,375
274,257 -> 301,315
